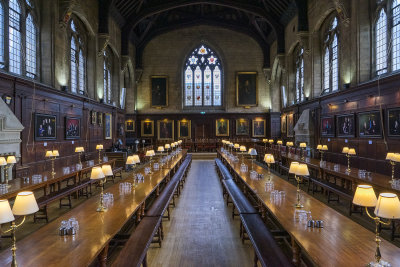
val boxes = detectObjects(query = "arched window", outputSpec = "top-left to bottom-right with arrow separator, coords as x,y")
376,8 -> 388,75
103,49 -> 112,104
184,44 -> 222,107
323,17 -> 339,94
69,19 -> 86,94
392,0 -> 400,71
295,46 -> 304,102
4,0 -> 38,78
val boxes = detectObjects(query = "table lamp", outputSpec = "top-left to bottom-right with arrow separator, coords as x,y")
248,148 -> 257,170
102,164 -> 113,183
96,144 -> 104,163
264,154 -> 275,181
386,153 -> 400,183
45,151 -> 58,179
299,143 -> 307,160
165,144 -> 171,165
0,191 -> 39,267
234,143 -> 240,154
126,155 -> 140,187
353,185 -> 400,266
268,139 -> 274,144
317,144 -> 328,162
286,142 -> 294,156
75,147 -> 84,165
277,140 -> 283,146
240,145 -> 246,163
90,167 -> 107,212
289,162 -> 300,207
4,156 -> 17,188
0,157 -> 7,185
146,150 -> 155,173
343,147 -> 356,172
294,163 -> 309,208
262,139 -> 268,150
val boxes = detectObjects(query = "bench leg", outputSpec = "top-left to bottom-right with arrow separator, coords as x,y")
97,243 -> 109,267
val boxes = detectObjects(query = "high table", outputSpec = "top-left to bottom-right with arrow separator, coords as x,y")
0,150 -> 186,267
0,159 -> 116,200
217,149 -> 400,266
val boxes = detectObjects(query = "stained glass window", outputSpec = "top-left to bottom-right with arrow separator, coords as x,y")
392,0 -> 400,71
9,0 -> 21,75
184,44 -> 222,107
323,17 -> 339,94
69,19 -> 86,95
0,3 -> 4,68
376,9 -> 387,75
103,49 -> 112,104
26,14 -> 36,78
295,46 -> 304,102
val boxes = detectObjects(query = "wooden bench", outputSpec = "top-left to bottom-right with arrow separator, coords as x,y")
240,214 -> 293,267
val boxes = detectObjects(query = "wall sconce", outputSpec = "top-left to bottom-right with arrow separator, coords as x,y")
3,95 -> 11,105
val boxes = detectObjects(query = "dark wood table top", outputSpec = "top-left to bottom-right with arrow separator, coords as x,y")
280,152 -> 398,192
218,149 -> 400,267
0,151 -> 186,267
0,159 -> 116,200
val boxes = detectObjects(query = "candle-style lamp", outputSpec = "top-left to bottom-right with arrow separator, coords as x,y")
234,143 -> 240,155
0,191 -> 39,267
126,155 -> 140,187
4,156 -> 17,188
286,141 -> 294,156
317,144 -> 328,162
75,147 -> 84,165
299,142 -> 307,160
96,144 -> 104,163
45,150 -> 58,179
157,146 -> 165,165
352,185 -> 400,266
0,157 -> 6,184
90,166 -> 107,212
240,145 -> 246,163
268,139 -> 274,147
342,147 -> 356,172
262,139 -> 268,151
164,144 -> 171,166
277,140 -> 283,147
264,154 -> 275,181
146,150 -> 155,173
386,153 -> 400,183
248,148 -> 257,170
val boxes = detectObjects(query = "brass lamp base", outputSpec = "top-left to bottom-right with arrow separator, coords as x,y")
97,206 -> 108,212
294,203 -> 304,208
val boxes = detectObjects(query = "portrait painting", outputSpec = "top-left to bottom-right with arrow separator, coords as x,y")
358,110 -> 382,138
281,115 -> 287,134
252,119 -> 266,137
98,112 -> 103,126
321,116 -> 335,137
236,72 -> 257,107
158,120 -> 174,140
388,108 -> 400,137
235,119 -> 249,135
287,113 -> 294,137
141,120 -> 154,137
65,117 -> 80,140
151,76 -> 168,108
104,113 -> 112,140
91,110 -> 97,124
125,120 -> 135,132
216,119 -> 229,137
35,113 -> 57,141
178,119 -> 191,139
337,114 -> 355,137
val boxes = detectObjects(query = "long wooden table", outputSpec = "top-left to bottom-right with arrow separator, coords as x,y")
218,149 -> 400,266
0,159 -> 116,200
0,150 -> 187,267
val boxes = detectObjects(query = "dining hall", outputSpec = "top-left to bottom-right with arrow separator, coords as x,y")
0,0 -> 400,266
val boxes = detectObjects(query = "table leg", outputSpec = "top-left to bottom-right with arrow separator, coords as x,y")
97,243 -> 109,267
291,238 -> 301,266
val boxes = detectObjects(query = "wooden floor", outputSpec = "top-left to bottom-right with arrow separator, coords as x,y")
147,160 -> 254,267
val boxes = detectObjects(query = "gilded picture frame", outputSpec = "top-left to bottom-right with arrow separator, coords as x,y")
235,118 -> 249,135
141,120 -> 154,137
150,76 -> 168,108
236,72 -> 258,107
178,119 -> 191,139
157,119 -> 174,140
252,118 -> 266,137
125,120 -> 135,132
216,119 -> 229,137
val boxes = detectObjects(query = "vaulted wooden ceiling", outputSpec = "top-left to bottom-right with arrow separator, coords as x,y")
106,0 -> 307,67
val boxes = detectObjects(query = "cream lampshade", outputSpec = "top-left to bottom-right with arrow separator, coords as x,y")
146,150 -> 155,157
6,156 -> 16,164
263,139 -> 268,143
386,153 -> 396,161
75,147 -> 84,153
52,150 -> 59,157
240,146 -> 246,152
0,199 -> 14,224
393,153 -> 400,162
295,164 -> 309,176
342,147 -> 349,154
165,144 -> 171,149
289,162 -> 299,174
352,185 -> 377,207
277,140 -> 283,145
0,157 -> 7,166
234,143 -> 240,149
45,151 -> 53,157
374,193 -> 400,219
248,148 -> 257,156
126,156 -> 135,165
157,146 -> 165,152
299,143 -> 307,148
96,144 -> 103,150
317,144 -> 322,150
268,139 -> 274,144
322,145 -> 328,151
132,155 -> 140,164
90,167 -> 105,180
101,165 -> 113,176
348,148 -> 356,155
12,191 -> 39,216
264,154 -> 275,164
171,143 -> 176,148
287,142 -> 293,147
